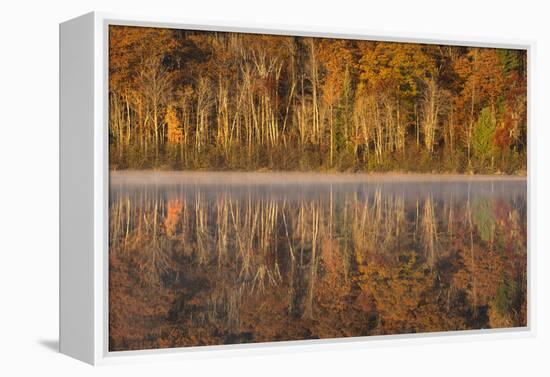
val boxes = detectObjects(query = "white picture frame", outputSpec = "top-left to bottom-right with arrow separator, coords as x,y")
59,11 -> 535,365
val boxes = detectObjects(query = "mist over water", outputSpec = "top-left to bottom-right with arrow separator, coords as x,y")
108,173 -> 527,351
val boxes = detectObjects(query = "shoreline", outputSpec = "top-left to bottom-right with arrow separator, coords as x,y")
110,170 -> 527,185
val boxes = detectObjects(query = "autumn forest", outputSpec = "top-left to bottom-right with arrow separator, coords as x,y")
108,26 -> 528,351
109,26 -> 527,173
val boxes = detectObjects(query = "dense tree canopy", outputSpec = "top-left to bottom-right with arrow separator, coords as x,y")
109,26 -> 527,173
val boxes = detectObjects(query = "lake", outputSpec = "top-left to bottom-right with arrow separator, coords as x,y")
108,172 -> 527,351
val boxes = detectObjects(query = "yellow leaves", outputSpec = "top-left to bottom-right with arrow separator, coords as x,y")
165,105 -> 183,144
109,25 -> 177,89
317,39 -> 354,106
454,48 -> 505,106
358,42 -> 435,97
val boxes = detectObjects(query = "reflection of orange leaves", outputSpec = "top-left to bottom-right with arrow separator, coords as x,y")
109,246 -> 176,350
353,291 -> 375,312
355,253 -> 436,333
493,200 -> 510,222
109,188 -> 527,349
488,300 -> 514,329
317,238 -> 350,311
164,199 -> 183,236
157,337 -> 172,349
413,303 -> 448,332
320,238 -> 343,275
452,267 -> 470,292
452,245 -> 503,306
461,252 -> 523,315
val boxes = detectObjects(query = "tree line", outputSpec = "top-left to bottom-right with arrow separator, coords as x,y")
109,26 -> 527,173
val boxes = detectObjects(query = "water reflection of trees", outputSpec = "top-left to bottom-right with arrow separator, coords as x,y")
109,186 -> 527,351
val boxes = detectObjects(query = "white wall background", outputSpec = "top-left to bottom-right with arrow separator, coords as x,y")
0,0 -> 548,375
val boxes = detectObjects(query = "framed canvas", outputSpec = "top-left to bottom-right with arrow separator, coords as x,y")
59,12 -> 534,365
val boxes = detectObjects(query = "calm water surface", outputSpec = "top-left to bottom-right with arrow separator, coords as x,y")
108,173 -> 527,351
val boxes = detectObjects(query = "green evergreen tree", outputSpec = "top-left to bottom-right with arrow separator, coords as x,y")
497,49 -> 520,74
473,107 -> 496,166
